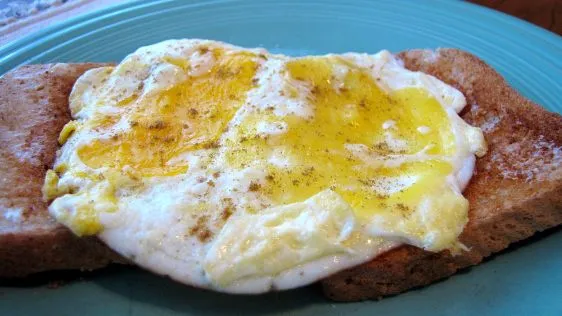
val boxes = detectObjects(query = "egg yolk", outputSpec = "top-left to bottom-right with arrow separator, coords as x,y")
77,49 -> 258,177
55,50 -> 464,238
225,56 -> 456,219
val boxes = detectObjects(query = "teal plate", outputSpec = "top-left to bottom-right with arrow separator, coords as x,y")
1,0 -> 561,315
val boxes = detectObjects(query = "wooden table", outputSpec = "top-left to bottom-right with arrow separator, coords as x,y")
470,0 -> 561,35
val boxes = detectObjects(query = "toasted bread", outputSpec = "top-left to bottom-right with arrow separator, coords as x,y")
322,49 -> 562,301
0,50 -> 560,301
0,64 -> 125,277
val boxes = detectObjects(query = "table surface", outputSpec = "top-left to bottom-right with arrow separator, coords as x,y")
470,0 -> 561,35
0,0 -> 560,47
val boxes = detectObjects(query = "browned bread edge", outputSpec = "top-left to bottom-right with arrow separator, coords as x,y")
321,48 -> 562,301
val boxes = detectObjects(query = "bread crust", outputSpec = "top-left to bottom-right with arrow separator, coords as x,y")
0,64 -> 124,277
321,49 -> 562,301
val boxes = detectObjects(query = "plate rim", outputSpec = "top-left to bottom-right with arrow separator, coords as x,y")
1,0 -> 561,74
0,1 -> 561,314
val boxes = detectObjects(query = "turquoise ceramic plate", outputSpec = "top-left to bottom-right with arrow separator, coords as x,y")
1,0 -> 561,315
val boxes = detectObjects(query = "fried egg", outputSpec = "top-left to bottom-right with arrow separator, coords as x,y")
43,39 -> 486,293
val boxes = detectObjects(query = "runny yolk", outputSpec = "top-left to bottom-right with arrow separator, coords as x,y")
226,56 -> 456,218
78,49 -> 258,176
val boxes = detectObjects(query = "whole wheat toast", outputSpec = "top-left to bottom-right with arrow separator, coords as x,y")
0,64 -> 125,277
0,50 -> 560,301
322,49 -> 562,301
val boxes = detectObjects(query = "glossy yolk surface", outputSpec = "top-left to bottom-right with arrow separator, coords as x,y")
77,49 -> 258,177
225,56 -> 456,219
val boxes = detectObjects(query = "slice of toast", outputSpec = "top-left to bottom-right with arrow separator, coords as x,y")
0,64 -> 125,277
322,49 -> 562,301
1,49 -> 560,300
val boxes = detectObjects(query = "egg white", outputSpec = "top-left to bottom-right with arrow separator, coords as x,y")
47,39 -> 485,293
